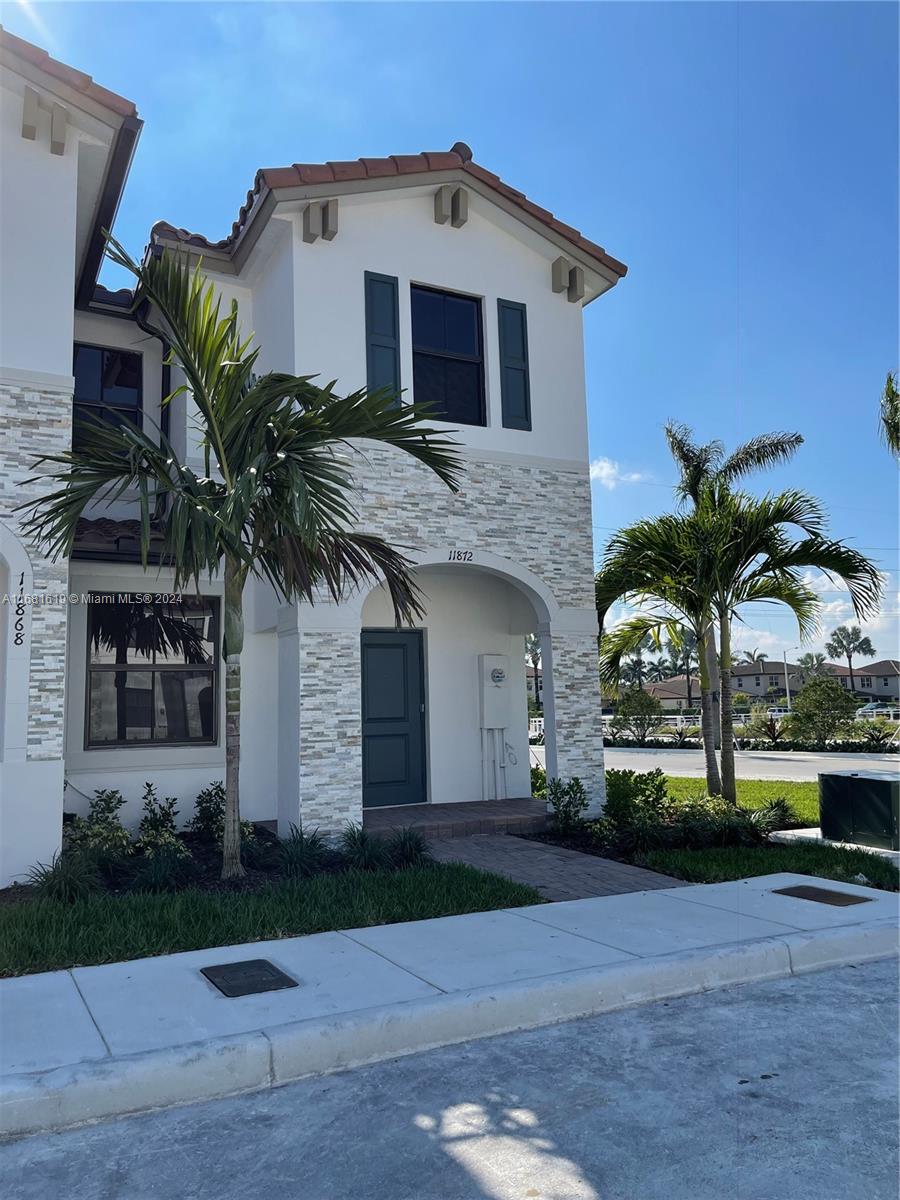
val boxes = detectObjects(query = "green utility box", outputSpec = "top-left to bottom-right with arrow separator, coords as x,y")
819,770 -> 900,851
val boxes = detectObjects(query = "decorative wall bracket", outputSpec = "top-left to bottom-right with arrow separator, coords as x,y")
21,85 -> 67,156
551,256 -> 585,303
303,198 -> 339,243
434,185 -> 469,228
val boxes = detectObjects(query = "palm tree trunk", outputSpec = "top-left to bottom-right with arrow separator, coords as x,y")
718,613 -> 737,804
221,556 -> 246,880
705,621 -> 721,749
847,656 -> 855,695
697,627 -> 723,795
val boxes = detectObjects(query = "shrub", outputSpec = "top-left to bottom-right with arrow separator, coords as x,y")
604,768 -> 669,829
127,845 -> 196,893
136,782 -> 188,858
668,724 -> 701,747
531,764 -> 547,798
65,788 -> 131,858
340,823 -> 389,871
385,828 -> 433,869
279,826 -> 329,879
742,707 -> 788,746
856,718 -> 897,751
28,852 -> 102,902
189,781 -> 256,846
609,689 -> 664,743
789,678 -> 857,742
547,776 -> 589,832
748,797 -> 795,837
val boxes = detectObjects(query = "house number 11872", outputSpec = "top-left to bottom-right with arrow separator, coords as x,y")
447,550 -> 473,562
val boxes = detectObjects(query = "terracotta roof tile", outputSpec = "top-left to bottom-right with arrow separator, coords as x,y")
151,143 -> 627,279
0,28 -> 138,118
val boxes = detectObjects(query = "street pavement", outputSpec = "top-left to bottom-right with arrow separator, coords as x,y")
3,958 -> 896,1200
531,744 -> 899,782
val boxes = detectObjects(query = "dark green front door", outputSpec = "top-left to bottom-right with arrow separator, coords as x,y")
361,630 -> 426,808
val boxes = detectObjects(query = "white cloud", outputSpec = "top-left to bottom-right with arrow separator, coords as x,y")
589,457 -> 648,490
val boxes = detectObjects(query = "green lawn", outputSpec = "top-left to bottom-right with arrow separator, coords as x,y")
666,776 -> 819,825
0,864 -> 542,978
636,844 -> 898,891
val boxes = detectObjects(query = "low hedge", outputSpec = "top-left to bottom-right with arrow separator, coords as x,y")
603,736 -> 897,753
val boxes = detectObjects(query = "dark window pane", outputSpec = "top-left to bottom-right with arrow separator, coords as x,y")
88,597 -> 215,666
88,670 -> 154,743
411,287 -> 445,351
102,350 -> 141,408
444,295 -> 479,356
73,345 -> 102,403
413,352 -> 446,416
444,358 -> 483,425
154,671 -> 215,742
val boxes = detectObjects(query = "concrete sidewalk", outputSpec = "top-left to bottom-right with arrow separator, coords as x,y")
2,872 -> 897,1138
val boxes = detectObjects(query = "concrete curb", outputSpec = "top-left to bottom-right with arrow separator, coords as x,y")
2,920 -> 896,1139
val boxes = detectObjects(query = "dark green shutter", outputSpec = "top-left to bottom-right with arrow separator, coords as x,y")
497,299 -> 531,430
365,272 -> 400,403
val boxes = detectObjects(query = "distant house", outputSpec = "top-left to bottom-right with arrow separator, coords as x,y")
850,660 -> 900,702
645,675 -> 701,711
731,660 -> 801,700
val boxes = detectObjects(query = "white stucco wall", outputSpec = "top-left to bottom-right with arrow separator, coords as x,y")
0,73 -> 79,378
270,187 -> 590,464
361,566 -> 535,804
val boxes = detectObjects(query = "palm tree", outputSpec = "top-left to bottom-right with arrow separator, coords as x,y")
796,651 -> 829,684
597,514 -> 723,794
664,421 -> 805,750
525,633 -> 542,712
665,631 -> 698,706
598,493 -> 882,803
695,487 -> 881,803
21,236 -> 462,878
644,656 -> 671,683
824,624 -> 876,694
880,371 -> 899,457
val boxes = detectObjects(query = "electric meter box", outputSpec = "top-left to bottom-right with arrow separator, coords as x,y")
478,654 -> 510,729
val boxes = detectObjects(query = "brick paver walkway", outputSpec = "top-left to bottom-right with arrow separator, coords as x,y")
430,834 -> 685,901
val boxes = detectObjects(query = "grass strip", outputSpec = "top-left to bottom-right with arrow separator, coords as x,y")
665,776 -> 820,825
0,864 -> 542,978
636,844 -> 898,891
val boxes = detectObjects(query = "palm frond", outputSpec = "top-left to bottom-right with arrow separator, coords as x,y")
717,431 -> 803,486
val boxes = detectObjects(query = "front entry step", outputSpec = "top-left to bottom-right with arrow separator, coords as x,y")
363,797 -> 548,839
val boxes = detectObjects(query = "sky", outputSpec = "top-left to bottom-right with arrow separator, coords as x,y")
5,0 -> 898,663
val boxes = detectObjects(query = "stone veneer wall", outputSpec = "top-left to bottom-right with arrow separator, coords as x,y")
288,444 -> 606,828
297,630 -> 363,829
0,381 -> 72,761
346,444 -> 596,608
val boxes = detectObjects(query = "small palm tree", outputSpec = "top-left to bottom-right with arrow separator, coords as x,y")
796,651 -> 828,684
524,633 -> 542,713
824,624 -> 876,694
880,371 -> 899,457
21,237 -> 462,878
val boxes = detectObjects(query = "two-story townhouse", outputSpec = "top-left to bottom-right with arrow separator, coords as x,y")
731,660 -> 800,701
0,32 -> 626,885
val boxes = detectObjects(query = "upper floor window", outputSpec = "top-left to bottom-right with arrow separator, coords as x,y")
754,677 -> 761,687
85,594 -> 218,748
860,676 -> 872,688
411,285 -> 485,426
73,344 -> 142,448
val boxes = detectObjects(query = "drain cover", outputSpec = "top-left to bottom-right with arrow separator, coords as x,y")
200,959 -> 299,997
771,885 -> 871,907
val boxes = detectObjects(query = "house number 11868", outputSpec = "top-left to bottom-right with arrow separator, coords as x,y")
447,550 -> 473,562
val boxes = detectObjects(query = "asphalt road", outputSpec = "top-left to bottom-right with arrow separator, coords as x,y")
3,960 -> 895,1200
530,744 -> 899,782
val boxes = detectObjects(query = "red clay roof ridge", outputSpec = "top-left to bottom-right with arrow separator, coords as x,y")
152,142 -> 627,279
0,27 -> 138,118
